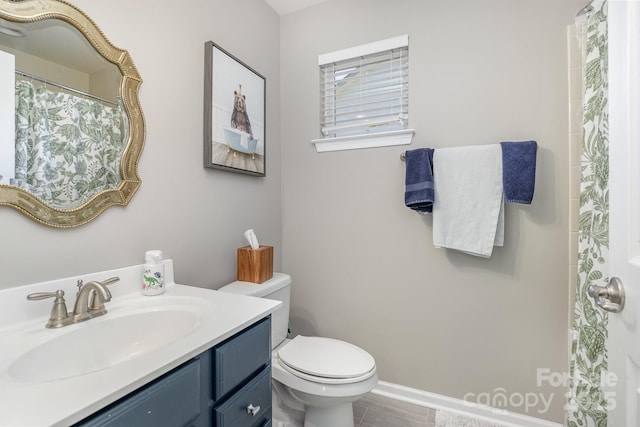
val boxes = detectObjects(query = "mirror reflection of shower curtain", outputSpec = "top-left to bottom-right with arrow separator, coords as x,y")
12,80 -> 125,209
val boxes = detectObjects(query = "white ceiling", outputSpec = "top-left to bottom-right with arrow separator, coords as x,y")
265,0 -> 328,15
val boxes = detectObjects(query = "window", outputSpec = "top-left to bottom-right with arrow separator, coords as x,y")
313,35 -> 413,152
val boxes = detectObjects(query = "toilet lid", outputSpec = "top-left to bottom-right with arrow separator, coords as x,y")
277,336 -> 376,382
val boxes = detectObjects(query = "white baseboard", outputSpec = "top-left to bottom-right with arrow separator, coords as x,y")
372,381 -> 562,427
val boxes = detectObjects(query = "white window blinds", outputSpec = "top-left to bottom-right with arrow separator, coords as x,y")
319,35 -> 408,139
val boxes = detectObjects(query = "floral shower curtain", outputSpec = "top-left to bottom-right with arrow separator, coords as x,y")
566,1 -> 609,426
12,79 -> 125,208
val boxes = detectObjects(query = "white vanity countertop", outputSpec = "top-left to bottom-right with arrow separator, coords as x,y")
0,260 -> 281,427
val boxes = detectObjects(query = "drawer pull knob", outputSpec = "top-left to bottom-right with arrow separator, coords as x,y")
247,403 -> 261,416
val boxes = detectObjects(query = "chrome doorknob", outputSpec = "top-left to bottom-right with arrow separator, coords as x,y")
588,277 -> 625,313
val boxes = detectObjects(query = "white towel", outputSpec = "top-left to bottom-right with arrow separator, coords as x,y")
240,132 -> 249,149
432,144 -> 504,258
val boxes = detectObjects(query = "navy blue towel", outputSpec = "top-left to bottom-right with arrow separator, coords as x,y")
404,148 -> 435,213
500,141 -> 537,204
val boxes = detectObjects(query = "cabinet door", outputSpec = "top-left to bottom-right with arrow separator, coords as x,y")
76,358 -> 201,427
214,317 -> 270,399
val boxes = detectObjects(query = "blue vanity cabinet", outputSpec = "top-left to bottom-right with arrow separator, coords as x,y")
213,316 -> 271,426
76,316 -> 272,427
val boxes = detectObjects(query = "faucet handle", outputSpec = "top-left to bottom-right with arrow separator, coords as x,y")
101,277 -> 120,286
27,289 -> 71,328
27,290 -> 63,300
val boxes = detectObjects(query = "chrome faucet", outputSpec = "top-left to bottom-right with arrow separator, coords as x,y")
27,276 -> 119,328
72,279 -> 114,322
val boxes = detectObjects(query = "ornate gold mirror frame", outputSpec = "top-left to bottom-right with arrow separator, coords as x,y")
0,0 -> 144,227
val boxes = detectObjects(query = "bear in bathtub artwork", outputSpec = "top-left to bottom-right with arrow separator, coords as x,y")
205,41 -> 265,175
223,84 -> 259,157
231,84 -> 253,139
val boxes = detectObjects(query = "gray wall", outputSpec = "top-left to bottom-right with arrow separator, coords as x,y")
0,0 -> 282,289
280,0 -> 582,422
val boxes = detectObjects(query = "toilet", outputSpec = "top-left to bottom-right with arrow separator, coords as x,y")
219,273 -> 378,427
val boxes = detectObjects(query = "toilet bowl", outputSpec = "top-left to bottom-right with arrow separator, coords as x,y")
218,273 -> 378,427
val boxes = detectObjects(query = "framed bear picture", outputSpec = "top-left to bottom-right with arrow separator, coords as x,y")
204,41 -> 266,176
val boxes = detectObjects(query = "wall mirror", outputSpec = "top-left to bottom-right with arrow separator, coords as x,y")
0,0 -> 145,227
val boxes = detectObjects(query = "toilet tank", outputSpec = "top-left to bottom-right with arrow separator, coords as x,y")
218,273 -> 291,349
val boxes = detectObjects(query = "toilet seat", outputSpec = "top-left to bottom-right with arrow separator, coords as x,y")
277,336 -> 376,385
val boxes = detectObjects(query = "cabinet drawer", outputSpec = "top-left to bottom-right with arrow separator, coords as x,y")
214,367 -> 272,427
77,358 -> 201,427
214,316 -> 270,399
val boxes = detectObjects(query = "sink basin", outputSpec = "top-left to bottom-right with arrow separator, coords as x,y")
8,300 -> 208,383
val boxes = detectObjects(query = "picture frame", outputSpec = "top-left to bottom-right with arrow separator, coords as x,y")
204,41 -> 266,176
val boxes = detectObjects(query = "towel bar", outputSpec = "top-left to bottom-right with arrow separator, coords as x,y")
400,152 -> 406,161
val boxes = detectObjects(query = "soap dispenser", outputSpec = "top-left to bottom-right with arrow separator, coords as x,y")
142,250 -> 165,296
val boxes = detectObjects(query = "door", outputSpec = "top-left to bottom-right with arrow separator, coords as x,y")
607,1 -> 640,425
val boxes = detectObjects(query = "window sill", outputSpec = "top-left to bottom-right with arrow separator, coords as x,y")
311,129 -> 415,153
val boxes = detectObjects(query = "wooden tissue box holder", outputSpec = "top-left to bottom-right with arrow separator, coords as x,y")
237,245 -> 273,284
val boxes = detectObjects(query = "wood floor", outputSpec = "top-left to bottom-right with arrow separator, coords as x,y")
211,141 -> 264,174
